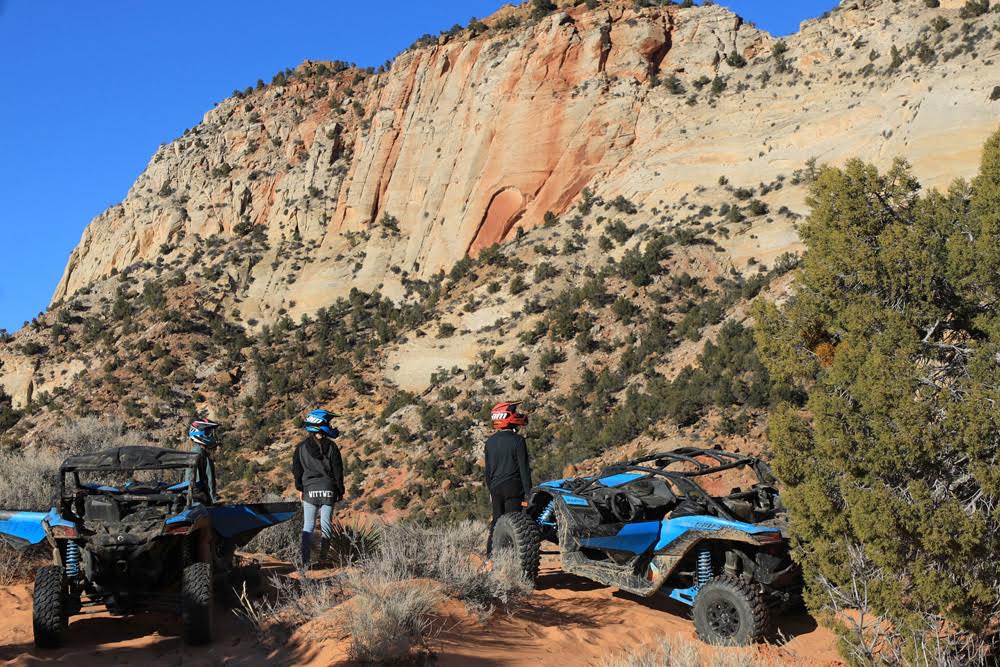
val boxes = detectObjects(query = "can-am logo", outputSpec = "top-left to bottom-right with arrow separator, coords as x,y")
492,412 -> 509,421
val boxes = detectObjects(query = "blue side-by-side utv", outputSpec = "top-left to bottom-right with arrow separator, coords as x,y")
490,447 -> 802,645
0,446 -> 296,648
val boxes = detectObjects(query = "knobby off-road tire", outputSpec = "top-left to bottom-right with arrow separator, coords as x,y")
181,562 -> 214,645
490,512 -> 542,583
33,565 -> 68,649
692,574 -> 769,646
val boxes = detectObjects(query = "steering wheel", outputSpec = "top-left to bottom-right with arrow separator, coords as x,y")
610,491 -> 641,523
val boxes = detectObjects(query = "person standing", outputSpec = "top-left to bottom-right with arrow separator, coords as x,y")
186,419 -> 220,503
484,401 -> 532,562
292,409 -> 344,572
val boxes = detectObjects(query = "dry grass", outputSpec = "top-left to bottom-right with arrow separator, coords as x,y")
236,520 -> 532,662
245,496 -> 381,567
603,637 -> 785,667
343,571 -> 442,662
0,416 -> 140,510
368,520 -> 532,618
0,544 -> 37,586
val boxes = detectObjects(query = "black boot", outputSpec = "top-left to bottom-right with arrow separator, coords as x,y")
299,531 -> 312,573
317,538 -> 331,567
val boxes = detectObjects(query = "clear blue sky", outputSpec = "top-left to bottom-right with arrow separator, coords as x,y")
0,0 -> 835,333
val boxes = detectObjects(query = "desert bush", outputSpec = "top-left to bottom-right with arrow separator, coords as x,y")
0,388 -> 20,436
0,417 -> 137,510
244,522 -> 530,661
931,16 -> 951,32
363,521 -> 531,618
0,543 -> 40,586
959,0 -> 990,19
533,262 -> 559,283
344,573 -> 441,662
726,51 -> 747,68
662,74 -> 685,94
531,0 -> 557,18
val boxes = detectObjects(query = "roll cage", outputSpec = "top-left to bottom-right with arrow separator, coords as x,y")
58,446 -> 208,509
572,447 -> 779,523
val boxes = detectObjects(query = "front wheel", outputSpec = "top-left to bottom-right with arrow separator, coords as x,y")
33,566 -> 68,648
490,512 -> 541,583
181,562 -> 214,645
692,574 -> 769,645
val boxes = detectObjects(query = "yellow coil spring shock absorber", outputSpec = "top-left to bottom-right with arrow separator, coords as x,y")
696,545 -> 712,588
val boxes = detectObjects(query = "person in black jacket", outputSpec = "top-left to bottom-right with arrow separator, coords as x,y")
185,419 -> 220,503
484,401 -> 532,561
292,409 -> 344,572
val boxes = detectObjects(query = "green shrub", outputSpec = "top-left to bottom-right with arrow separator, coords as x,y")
531,0 -> 556,18
609,195 -> 637,215
754,132 -> 1000,654
141,280 -> 166,310
530,375 -> 551,392
662,74 -> 685,94
726,51 -> 747,68
959,0 -> 989,18
509,275 -> 528,295
931,16 -> 951,32
212,163 -> 233,178
533,262 -> 559,283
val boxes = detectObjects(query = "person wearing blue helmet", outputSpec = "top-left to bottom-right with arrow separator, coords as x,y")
186,418 -> 220,503
292,409 -> 344,572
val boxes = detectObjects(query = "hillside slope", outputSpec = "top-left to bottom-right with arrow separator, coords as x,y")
1,0 -> 999,518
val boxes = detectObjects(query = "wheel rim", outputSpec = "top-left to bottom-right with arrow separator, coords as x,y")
706,599 -> 740,638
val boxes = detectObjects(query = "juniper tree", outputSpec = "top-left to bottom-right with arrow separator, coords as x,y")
754,128 -> 1000,656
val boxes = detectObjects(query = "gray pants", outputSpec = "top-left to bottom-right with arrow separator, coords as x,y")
302,501 -> 334,539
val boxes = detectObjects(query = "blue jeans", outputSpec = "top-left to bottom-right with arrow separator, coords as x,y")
302,501 -> 334,539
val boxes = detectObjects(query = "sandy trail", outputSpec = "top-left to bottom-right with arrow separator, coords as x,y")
0,554 -> 844,666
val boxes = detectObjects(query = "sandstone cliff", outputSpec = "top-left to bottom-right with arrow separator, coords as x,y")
52,0 -> 1000,324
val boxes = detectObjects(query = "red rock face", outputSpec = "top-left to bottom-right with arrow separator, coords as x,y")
324,5 -> 687,276
472,187 -> 526,255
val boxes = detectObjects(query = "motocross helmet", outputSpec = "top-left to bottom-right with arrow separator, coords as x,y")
188,419 -> 220,448
304,409 -> 338,437
491,401 -> 528,430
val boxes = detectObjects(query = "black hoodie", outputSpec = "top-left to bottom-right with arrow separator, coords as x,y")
292,434 -> 344,505
485,429 -> 533,497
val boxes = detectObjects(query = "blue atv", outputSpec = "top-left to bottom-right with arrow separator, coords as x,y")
490,447 -> 801,645
0,446 -> 296,648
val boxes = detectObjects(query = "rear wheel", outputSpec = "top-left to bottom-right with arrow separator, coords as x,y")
490,512 -> 541,583
32,566 -> 67,649
692,575 -> 769,645
181,562 -> 214,645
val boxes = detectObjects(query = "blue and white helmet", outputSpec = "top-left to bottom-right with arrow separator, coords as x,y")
189,419 -> 220,448
304,409 -> 338,437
